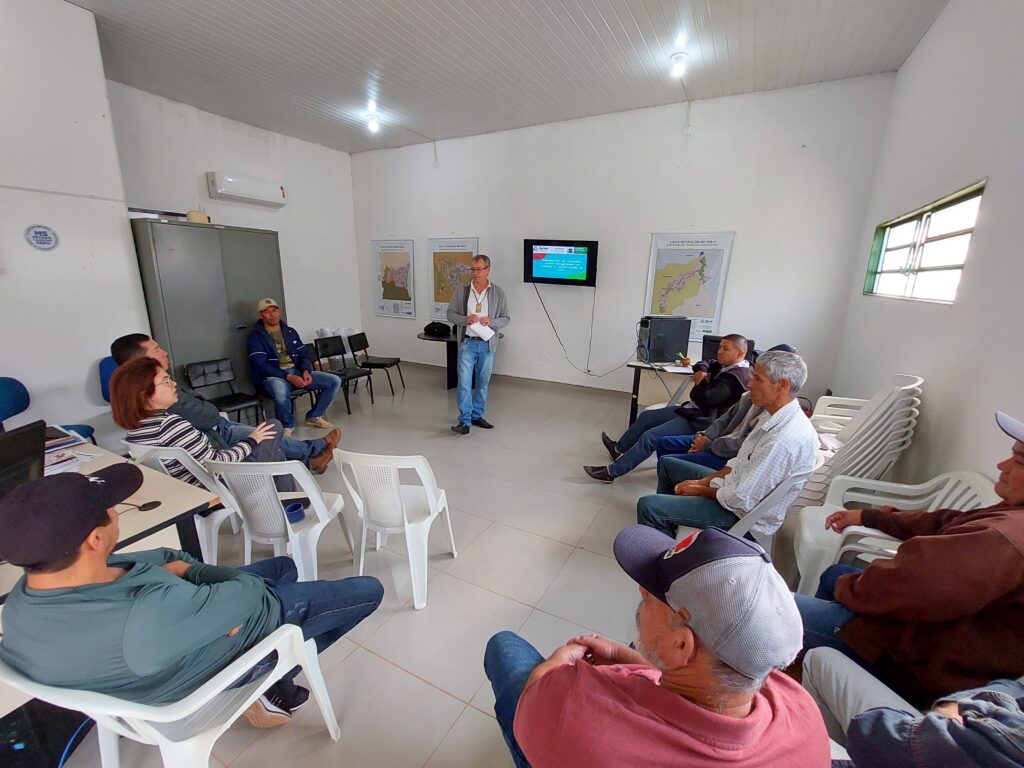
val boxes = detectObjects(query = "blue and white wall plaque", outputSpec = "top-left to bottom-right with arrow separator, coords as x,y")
24,224 -> 59,251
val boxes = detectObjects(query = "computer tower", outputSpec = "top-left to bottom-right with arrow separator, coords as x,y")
638,316 -> 691,363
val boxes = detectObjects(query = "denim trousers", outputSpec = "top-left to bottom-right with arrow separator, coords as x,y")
484,631 -> 543,768
236,557 -> 384,682
792,564 -> 862,657
261,369 -> 341,428
654,434 -> 729,470
609,408 -> 695,477
216,418 -> 325,464
635,458 -> 738,537
456,338 -> 495,425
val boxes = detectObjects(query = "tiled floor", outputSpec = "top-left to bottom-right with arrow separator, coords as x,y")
67,362 -> 662,768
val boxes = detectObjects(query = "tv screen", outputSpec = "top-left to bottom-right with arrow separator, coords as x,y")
523,239 -> 598,287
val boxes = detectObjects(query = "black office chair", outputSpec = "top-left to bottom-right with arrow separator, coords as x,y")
347,332 -> 404,396
183,359 -> 264,424
312,336 -> 374,415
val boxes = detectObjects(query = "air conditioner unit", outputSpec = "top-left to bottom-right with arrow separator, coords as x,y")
206,171 -> 287,208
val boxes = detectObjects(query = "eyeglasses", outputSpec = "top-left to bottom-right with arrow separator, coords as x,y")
470,267 -> 489,272
155,376 -> 175,387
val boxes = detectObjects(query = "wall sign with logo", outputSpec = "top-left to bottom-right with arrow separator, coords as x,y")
24,225 -> 60,251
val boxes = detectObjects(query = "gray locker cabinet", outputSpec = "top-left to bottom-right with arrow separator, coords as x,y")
131,219 -> 286,397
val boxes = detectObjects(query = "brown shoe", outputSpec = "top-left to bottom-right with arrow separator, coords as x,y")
310,447 -> 333,474
601,432 -> 621,460
323,428 -> 341,451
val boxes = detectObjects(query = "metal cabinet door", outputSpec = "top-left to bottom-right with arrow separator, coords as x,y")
219,228 -> 286,392
150,223 -> 232,381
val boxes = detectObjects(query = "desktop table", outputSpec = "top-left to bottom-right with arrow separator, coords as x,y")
626,360 -> 694,424
0,442 -> 217,718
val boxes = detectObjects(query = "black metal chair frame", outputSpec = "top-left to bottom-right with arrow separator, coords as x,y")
311,337 -> 374,415
347,332 -> 405,396
183,358 -> 264,424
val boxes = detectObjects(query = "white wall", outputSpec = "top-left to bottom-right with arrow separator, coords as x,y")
832,0 -> 1024,482
106,82 -> 361,339
351,76 -> 894,394
0,0 -> 146,441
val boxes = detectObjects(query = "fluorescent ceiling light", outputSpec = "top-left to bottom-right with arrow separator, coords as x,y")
669,51 -> 688,78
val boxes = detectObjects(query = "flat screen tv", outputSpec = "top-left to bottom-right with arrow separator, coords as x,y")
523,239 -> 598,287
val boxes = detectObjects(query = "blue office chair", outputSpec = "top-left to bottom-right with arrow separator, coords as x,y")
99,355 -> 118,403
0,376 -> 97,444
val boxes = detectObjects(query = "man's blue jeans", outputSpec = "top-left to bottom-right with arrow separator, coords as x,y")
484,631 -> 543,768
216,418 -> 325,465
456,338 -> 494,426
609,407 -> 695,477
636,457 -> 738,537
793,564 -> 862,657
261,369 -> 341,428
236,557 -> 384,682
654,434 -> 728,470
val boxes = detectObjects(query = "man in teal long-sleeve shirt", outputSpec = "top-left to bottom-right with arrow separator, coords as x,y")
0,465 -> 383,727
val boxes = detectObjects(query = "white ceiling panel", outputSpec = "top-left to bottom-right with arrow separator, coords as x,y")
71,0 -> 949,154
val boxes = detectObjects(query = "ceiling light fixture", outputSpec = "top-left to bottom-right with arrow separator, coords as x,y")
669,51 -> 688,78
367,115 -> 380,133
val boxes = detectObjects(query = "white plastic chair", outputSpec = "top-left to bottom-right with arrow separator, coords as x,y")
207,459 -> 354,582
335,450 -> 456,610
675,454 -> 824,554
123,442 -> 242,566
793,470 -> 996,594
0,622 -> 339,767
811,374 -> 924,437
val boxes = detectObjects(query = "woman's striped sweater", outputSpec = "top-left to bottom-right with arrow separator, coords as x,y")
126,412 -> 253,486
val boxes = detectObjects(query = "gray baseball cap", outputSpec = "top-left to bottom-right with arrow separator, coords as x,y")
614,525 -> 803,679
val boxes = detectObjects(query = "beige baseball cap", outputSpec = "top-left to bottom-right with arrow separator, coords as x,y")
257,297 -> 280,314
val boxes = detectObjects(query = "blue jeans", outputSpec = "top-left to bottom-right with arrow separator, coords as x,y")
216,418 -> 325,465
484,631 -> 542,768
457,338 -> 494,425
654,434 -> 729,470
793,565 -> 862,656
636,458 -> 738,537
261,369 -> 341,428
237,557 -> 384,682
609,408 -> 695,477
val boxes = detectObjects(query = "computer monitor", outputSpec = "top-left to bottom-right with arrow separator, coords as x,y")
0,419 -> 46,500
701,335 -> 757,365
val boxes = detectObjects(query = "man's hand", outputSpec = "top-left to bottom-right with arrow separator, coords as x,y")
692,371 -> 708,386
300,370 -> 314,386
689,434 -> 708,453
467,313 -> 480,324
931,701 -> 963,724
525,642 -> 590,689
673,477 -> 711,496
226,625 -> 243,638
161,560 -> 192,578
568,634 -> 648,666
479,316 -> 492,327
286,373 -> 305,388
825,509 -> 865,532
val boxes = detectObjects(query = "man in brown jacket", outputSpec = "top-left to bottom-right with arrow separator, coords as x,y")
794,410 -> 1024,705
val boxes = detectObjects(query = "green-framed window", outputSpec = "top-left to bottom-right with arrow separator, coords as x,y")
864,181 -> 985,303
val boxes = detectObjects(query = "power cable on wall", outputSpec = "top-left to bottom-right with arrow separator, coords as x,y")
531,283 -> 635,377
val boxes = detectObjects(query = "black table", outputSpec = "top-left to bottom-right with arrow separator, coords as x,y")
417,333 -> 459,388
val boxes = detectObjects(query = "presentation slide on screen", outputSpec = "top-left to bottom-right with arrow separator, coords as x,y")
531,245 -> 589,280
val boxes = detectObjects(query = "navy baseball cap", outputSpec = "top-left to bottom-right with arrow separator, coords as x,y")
0,464 -> 143,567
614,525 -> 803,679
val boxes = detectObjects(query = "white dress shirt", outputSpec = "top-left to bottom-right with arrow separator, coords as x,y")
466,283 -> 490,339
710,398 -> 819,536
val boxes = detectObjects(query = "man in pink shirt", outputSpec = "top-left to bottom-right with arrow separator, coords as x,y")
484,526 -> 830,767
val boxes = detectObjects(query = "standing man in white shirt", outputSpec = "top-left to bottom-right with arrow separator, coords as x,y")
636,350 -> 818,539
447,255 -> 511,434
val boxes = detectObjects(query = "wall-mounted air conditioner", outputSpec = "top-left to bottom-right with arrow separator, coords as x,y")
206,171 -> 287,208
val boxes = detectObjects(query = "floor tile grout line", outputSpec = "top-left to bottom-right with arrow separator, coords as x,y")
420,702 -> 470,768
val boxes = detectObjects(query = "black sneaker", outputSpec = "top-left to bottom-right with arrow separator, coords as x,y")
601,431 -> 621,460
471,418 -> 494,429
451,424 -> 470,435
243,693 -> 291,728
279,683 -> 309,713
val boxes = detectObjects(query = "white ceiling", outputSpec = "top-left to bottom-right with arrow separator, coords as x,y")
74,0 -> 948,155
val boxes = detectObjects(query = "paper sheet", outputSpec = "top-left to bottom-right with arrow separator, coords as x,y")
468,322 -> 495,341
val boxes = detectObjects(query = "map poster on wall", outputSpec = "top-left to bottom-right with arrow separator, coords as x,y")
429,237 -> 478,320
644,232 -> 734,343
372,240 -> 415,318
